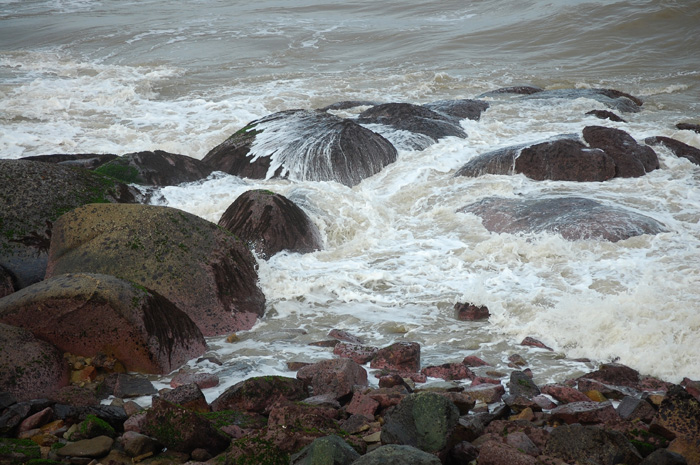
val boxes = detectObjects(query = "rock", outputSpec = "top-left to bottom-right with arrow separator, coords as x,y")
454,302 -> 490,321
0,160 -> 137,289
586,109 -> 627,122
681,378 -> 700,400
328,329 -> 363,344
356,102 -> 467,150
44,203 -> 265,336
0,438 -> 41,463
0,273 -> 206,374
541,383 -> 591,404
94,150 -> 213,186
0,266 -> 14,299
53,404 -> 127,432
544,424 -> 642,465
521,88 -> 643,112
579,363 -> 641,389
455,137 -> 616,182
423,99 -> 490,121
18,407 -> 53,433
478,440 -> 539,465
210,376 -> 307,413
521,337 -> 553,351
99,373 -> 158,399
582,125 -> 659,177
381,391 -> 459,453
160,383 -> 209,413
644,136 -> 700,165
20,153 -> 118,169
462,356 -> 490,367
617,396 -> 657,423
0,402 -> 31,436
203,109 -> 398,187
352,444 -> 442,465
218,189 -> 322,259
346,391 -> 380,420
0,323 -> 69,402
459,196 -> 667,242
297,358 -> 368,400
650,386 -> 700,454
266,400 -> 340,451
421,363 -> 475,381
143,397 -> 229,455
509,371 -> 541,398
53,386 -> 100,408
120,431 -> 163,458
290,434 -> 360,465
56,435 -> 115,458
676,123 -> 700,133
463,383 -> 506,404
370,342 -> 421,374
320,100 -> 380,111
333,342 -> 379,364
550,400 -> 620,425
169,372 -> 219,389
66,414 -> 116,441
477,86 -> 544,97
640,449 -> 688,465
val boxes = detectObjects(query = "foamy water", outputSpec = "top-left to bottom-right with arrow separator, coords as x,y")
2,0 -> 699,401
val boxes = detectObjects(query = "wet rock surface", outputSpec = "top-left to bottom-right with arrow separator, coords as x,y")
94,150 -> 214,186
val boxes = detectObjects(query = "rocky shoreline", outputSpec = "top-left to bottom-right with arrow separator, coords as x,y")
2,87 -> 700,463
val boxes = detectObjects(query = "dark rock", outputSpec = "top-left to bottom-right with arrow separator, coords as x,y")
650,385 -> 700,445
0,437 -> 41,463
66,414 -> 117,441
577,377 -> 638,400
579,363 -> 641,389
160,383 -> 209,413
681,378 -> 700,400
170,371 -> 219,389
448,440 -> 479,464
544,424 -> 642,465
644,136 -> 700,165
143,397 -> 229,455
0,402 -> 31,436
218,189 -> 322,259
421,363 -> 475,381
20,153 -> 118,169
98,373 -> 158,399
210,376 -> 307,414
640,449 -> 688,465
478,440 -> 539,465
0,273 -> 206,374
120,431 -> 163,458
333,342 -> 378,364
455,138 -> 616,182
356,102 -> 467,150
290,434 -> 360,465
521,337 -> 553,351
0,391 -> 17,411
0,266 -> 14,299
266,400 -> 340,452
454,302 -> 490,321
583,125 -> 659,176
328,329 -> 363,344
381,391 -> 459,453
521,88 -> 643,112
508,371 -> 541,398
463,383 -> 506,404
617,396 -> 657,423
94,150 -> 213,186
0,159 -> 137,289
53,404 -> 127,431
586,109 -> 627,122
44,203 -> 265,336
351,444 -> 441,465
676,123 -> 700,133
423,99 -> 490,121
319,101 -> 380,111
370,342 -> 421,373
477,86 -> 545,97
459,196 -> 666,242
203,109 -> 398,187
0,322 -> 70,403
550,400 -> 619,425
296,358 -> 368,400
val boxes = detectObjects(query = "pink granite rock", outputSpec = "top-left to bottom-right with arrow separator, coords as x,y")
370,342 -> 420,373
297,358 -> 368,400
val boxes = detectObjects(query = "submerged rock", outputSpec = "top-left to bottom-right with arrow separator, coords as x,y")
218,189 -> 322,259
203,109 -> 397,187
521,88 -> 643,112
45,203 -> 265,336
676,122 -> 700,133
459,196 -> 667,242
0,273 -> 207,374
356,102 -> 467,150
0,160 -> 137,290
582,125 -> 659,177
586,109 -> 627,123
0,322 -> 69,401
644,136 -> 700,166
476,85 -> 545,98
94,150 -> 214,186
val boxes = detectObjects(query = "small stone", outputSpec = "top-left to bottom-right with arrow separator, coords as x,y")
455,302 -> 490,321
520,337 -> 553,351
225,333 -> 239,343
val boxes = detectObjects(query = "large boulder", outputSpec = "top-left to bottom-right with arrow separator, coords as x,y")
0,322 -> 69,401
352,444 -> 442,465
521,88 -> 643,112
0,273 -> 206,374
218,190 -> 322,259
455,137 -> 616,182
0,160 -> 137,290
459,196 -> 667,242
202,109 -> 397,187
94,150 -> 214,186
356,103 -> 467,150
644,136 -> 700,166
296,358 -> 369,400
20,153 -> 118,170
45,203 -> 265,336
544,424 -> 642,465
210,376 -> 307,413
422,99 -> 490,121
583,126 -> 659,177
290,434 -> 360,465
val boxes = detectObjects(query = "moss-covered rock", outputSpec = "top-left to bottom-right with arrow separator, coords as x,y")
0,438 -> 41,465
290,434 -> 360,465
95,150 -> 214,186
44,203 -> 265,336
211,376 -> 307,414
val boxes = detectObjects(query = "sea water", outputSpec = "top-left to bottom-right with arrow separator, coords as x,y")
1,0 -> 699,401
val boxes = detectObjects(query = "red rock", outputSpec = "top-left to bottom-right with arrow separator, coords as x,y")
478,440 -> 539,465
378,374 -> 406,389
123,412 -> 147,433
578,363 -> 640,389
463,383 -> 505,404
345,391 -> 379,420
638,376 -> 674,393
463,356 -> 490,367
328,329 -> 362,344
161,383 -> 210,413
520,337 -> 553,351
297,358 -> 368,399
472,376 -> 502,386
583,125 -> 658,177
366,387 -> 407,409
18,407 -> 53,433
455,302 -> 490,321
211,376 -> 307,413
541,384 -> 591,404
421,363 -> 475,381
369,342 -> 420,373
681,378 -> 700,399
170,372 -> 220,389
333,342 -> 378,364
576,377 -> 636,400
550,400 -> 620,425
